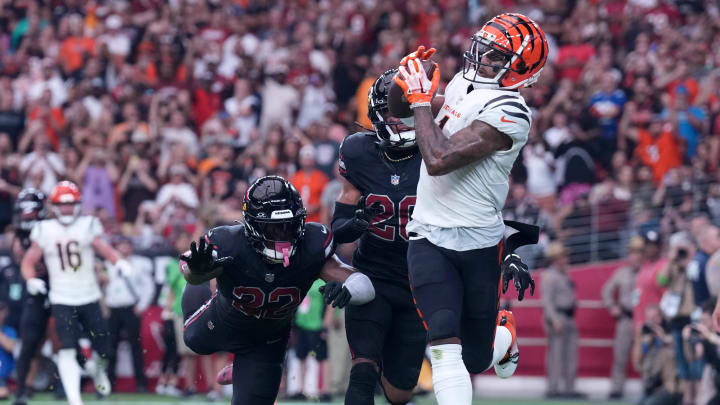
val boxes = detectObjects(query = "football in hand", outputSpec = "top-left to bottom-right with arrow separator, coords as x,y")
388,59 -> 438,118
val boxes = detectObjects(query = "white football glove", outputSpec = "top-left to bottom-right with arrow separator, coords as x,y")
26,278 -> 47,295
115,259 -> 136,278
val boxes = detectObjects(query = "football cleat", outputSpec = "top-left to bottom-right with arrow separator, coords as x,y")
494,310 -> 519,379
216,363 -> 233,386
84,357 -> 111,396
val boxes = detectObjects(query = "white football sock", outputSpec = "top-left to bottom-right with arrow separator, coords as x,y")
429,344 -> 472,405
58,349 -> 84,405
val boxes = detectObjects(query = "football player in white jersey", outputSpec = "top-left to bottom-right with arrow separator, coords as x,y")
20,181 -> 135,405
393,13 -> 548,405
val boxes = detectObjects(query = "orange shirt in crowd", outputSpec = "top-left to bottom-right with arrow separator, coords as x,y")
355,76 -> 375,130
634,128 -> 682,183
290,169 -> 329,223
28,107 -> 66,150
59,37 -> 95,73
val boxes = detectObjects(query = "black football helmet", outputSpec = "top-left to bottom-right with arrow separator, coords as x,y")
13,188 -> 47,248
367,68 -> 416,149
242,176 -> 307,266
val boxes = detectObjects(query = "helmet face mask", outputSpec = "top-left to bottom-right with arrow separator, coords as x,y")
242,176 -> 307,266
52,203 -> 82,225
368,69 -> 416,149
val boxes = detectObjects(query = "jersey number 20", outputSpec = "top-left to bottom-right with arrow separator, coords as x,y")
366,195 -> 416,242
56,241 -> 82,271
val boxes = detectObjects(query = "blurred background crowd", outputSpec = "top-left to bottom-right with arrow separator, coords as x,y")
1,0 -> 720,403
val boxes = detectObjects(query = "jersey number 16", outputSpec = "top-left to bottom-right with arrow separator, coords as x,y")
56,241 -> 82,271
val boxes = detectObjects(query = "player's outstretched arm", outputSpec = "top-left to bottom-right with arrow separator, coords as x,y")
332,177 -> 383,244
413,107 -> 512,176
318,258 -> 375,308
93,237 -> 135,277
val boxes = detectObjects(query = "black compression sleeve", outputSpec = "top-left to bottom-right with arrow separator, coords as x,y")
332,201 -> 366,244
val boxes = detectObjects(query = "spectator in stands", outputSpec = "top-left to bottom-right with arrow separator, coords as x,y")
687,302 -> 720,405
658,233 -> 702,405
634,114 -> 683,184
289,279 -> 331,401
290,145 -> 329,224
542,242 -> 583,399
635,304 -> 678,405
633,230 -> 669,332
0,300 -> 16,400
603,236 -> 644,399
690,226 -> 720,308
102,237 -> 154,393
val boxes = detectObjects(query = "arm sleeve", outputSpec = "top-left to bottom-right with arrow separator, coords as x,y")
331,202 -> 365,244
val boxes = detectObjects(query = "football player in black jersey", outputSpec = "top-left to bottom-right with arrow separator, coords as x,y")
332,69 -> 426,405
179,175 -> 375,405
12,189 -> 51,405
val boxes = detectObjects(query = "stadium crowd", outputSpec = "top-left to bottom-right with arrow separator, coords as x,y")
1,0 -> 720,403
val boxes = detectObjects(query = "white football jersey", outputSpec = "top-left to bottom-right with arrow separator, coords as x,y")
409,72 -> 531,248
30,216 -> 104,305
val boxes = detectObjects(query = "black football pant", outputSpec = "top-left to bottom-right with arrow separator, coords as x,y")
161,320 -> 179,375
407,237 -> 502,373
52,302 -> 110,359
345,277 -> 426,391
182,284 -> 289,405
15,294 -> 51,397
107,306 -> 147,388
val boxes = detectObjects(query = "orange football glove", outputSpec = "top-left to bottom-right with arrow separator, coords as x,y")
394,58 -> 440,107
400,45 -> 436,65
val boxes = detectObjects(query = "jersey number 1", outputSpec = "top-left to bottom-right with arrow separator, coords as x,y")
366,195 -> 416,241
56,241 -> 82,271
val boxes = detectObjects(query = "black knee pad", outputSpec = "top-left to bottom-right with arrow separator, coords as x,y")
345,362 -> 379,405
427,309 -> 460,342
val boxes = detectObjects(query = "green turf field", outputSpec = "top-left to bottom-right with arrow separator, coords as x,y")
23,393 -> 634,405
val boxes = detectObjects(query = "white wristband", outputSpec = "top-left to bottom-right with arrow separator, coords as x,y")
343,272 -> 375,305
410,102 -> 431,109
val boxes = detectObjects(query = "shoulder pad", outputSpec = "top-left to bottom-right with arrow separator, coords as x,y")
303,222 -> 335,260
205,224 -> 243,245
339,132 -> 376,181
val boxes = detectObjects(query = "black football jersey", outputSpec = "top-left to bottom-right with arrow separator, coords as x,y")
206,222 -> 334,337
338,132 -> 421,283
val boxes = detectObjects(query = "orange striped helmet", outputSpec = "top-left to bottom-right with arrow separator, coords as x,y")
463,13 -> 548,89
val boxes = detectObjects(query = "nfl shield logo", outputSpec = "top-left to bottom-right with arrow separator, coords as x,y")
390,174 -> 400,186
265,273 -> 275,283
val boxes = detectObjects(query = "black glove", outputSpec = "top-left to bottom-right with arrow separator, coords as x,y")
179,238 -> 232,276
501,253 -> 535,301
319,281 -> 352,308
353,196 -> 385,231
